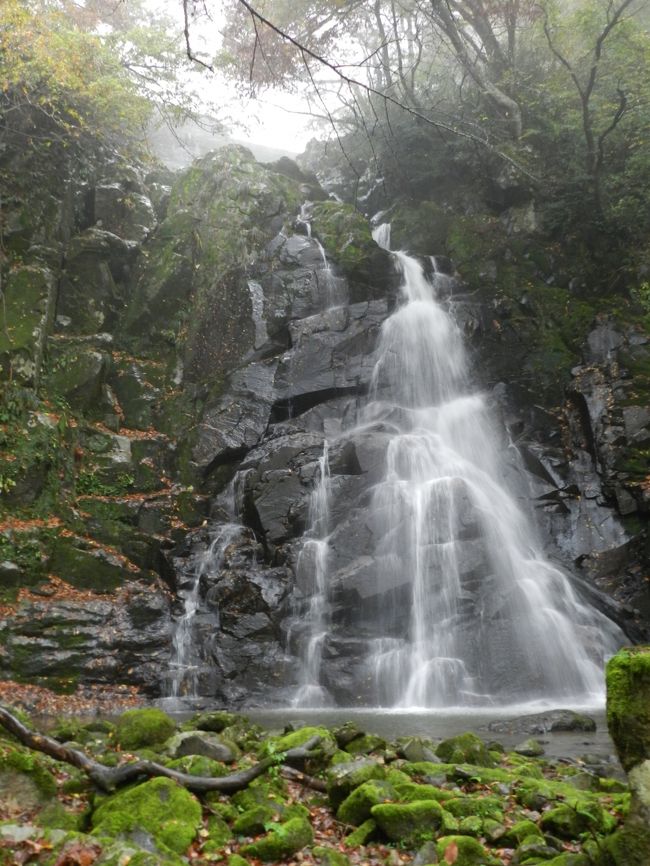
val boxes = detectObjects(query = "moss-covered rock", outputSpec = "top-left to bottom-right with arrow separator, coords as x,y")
91,776 -> 201,855
343,818 -> 378,846
239,817 -> 313,861
370,799 -> 444,845
539,802 -> 613,839
435,732 -> 494,767
187,711 -> 242,733
114,708 -> 175,750
606,647 -> 650,774
435,835 -> 502,866
312,845 -> 351,866
233,804 -> 278,836
343,733 -> 387,755
444,795 -> 504,822
337,780 -> 396,826
326,758 -> 387,810
0,265 -> 56,384
393,781 -> 455,803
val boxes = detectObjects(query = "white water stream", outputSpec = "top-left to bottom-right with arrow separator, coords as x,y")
294,227 -> 624,708
169,522 -> 241,699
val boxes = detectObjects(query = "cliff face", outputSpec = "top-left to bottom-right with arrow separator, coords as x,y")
0,135 -> 647,702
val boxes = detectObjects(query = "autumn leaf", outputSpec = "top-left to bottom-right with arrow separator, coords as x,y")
53,840 -> 102,866
444,840 -> 459,864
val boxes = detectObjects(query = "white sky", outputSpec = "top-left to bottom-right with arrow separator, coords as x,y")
144,0 -> 323,152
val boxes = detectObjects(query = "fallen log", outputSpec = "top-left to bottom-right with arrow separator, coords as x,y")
0,704 -> 322,794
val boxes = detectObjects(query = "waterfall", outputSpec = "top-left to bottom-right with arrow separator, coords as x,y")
294,227 -> 624,708
292,442 -> 333,707
169,522 -> 241,700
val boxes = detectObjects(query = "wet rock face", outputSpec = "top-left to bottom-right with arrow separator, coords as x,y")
1,138 -> 647,703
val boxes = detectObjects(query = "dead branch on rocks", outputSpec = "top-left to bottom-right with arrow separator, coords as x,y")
0,704 -> 322,794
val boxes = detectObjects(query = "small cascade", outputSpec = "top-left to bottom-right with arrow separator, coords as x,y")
372,222 -> 391,251
169,522 -> 241,700
298,200 -> 347,308
292,442 -> 333,707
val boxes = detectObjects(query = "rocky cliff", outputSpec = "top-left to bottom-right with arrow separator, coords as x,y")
0,138 -> 647,704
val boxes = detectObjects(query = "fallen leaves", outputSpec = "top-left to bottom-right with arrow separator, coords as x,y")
443,840 -> 458,863
0,679 -> 141,716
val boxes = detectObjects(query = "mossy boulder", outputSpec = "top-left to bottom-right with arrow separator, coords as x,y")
337,779 -> 396,826
444,795 -> 504,822
270,725 -> 335,754
166,755 -> 229,778
0,743 -> 57,820
312,846 -> 350,866
344,733 -> 387,755
114,708 -> 175,750
310,201 -> 392,301
343,818 -> 378,846
326,758 -> 387,810
393,782 -> 454,803
502,819 -> 544,846
370,799 -> 444,845
0,265 -> 56,383
165,730 -> 240,763
187,711 -> 241,733
539,802 -> 613,839
239,817 -> 313,861
233,804 -> 278,836
435,835 -> 502,866
91,776 -> 202,855
435,732 -> 494,766
606,647 -> 650,773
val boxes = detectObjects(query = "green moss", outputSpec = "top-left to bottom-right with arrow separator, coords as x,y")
233,804 -> 278,836
239,817 -> 313,861
311,201 -> 375,276
270,725 -> 335,754
444,796 -> 504,822
203,813 -> 233,849
502,818 -> 543,846
435,835 -> 502,866
540,802 -> 614,839
337,780 -> 396,826
228,856 -> 250,866
326,759 -> 387,810
91,776 -> 202,855
343,734 -> 387,755
458,815 -> 483,836
393,782 -> 455,803
36,800 -> 84,831
0,744 -> 57,797
370,799 -> 443,845
343,818 -> 377,846
435,732 -> 494,767
187,711 -> 242,733
166,755 -> 229,777
606,647 -> 650,773
598,821 -> 650,866
312,845 -> 351,866
114,708 -> 176,750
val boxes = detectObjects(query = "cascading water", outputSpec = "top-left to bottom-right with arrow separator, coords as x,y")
292,226 -> 624,708
169,522 -> 241,699
292,442 -> 332,707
